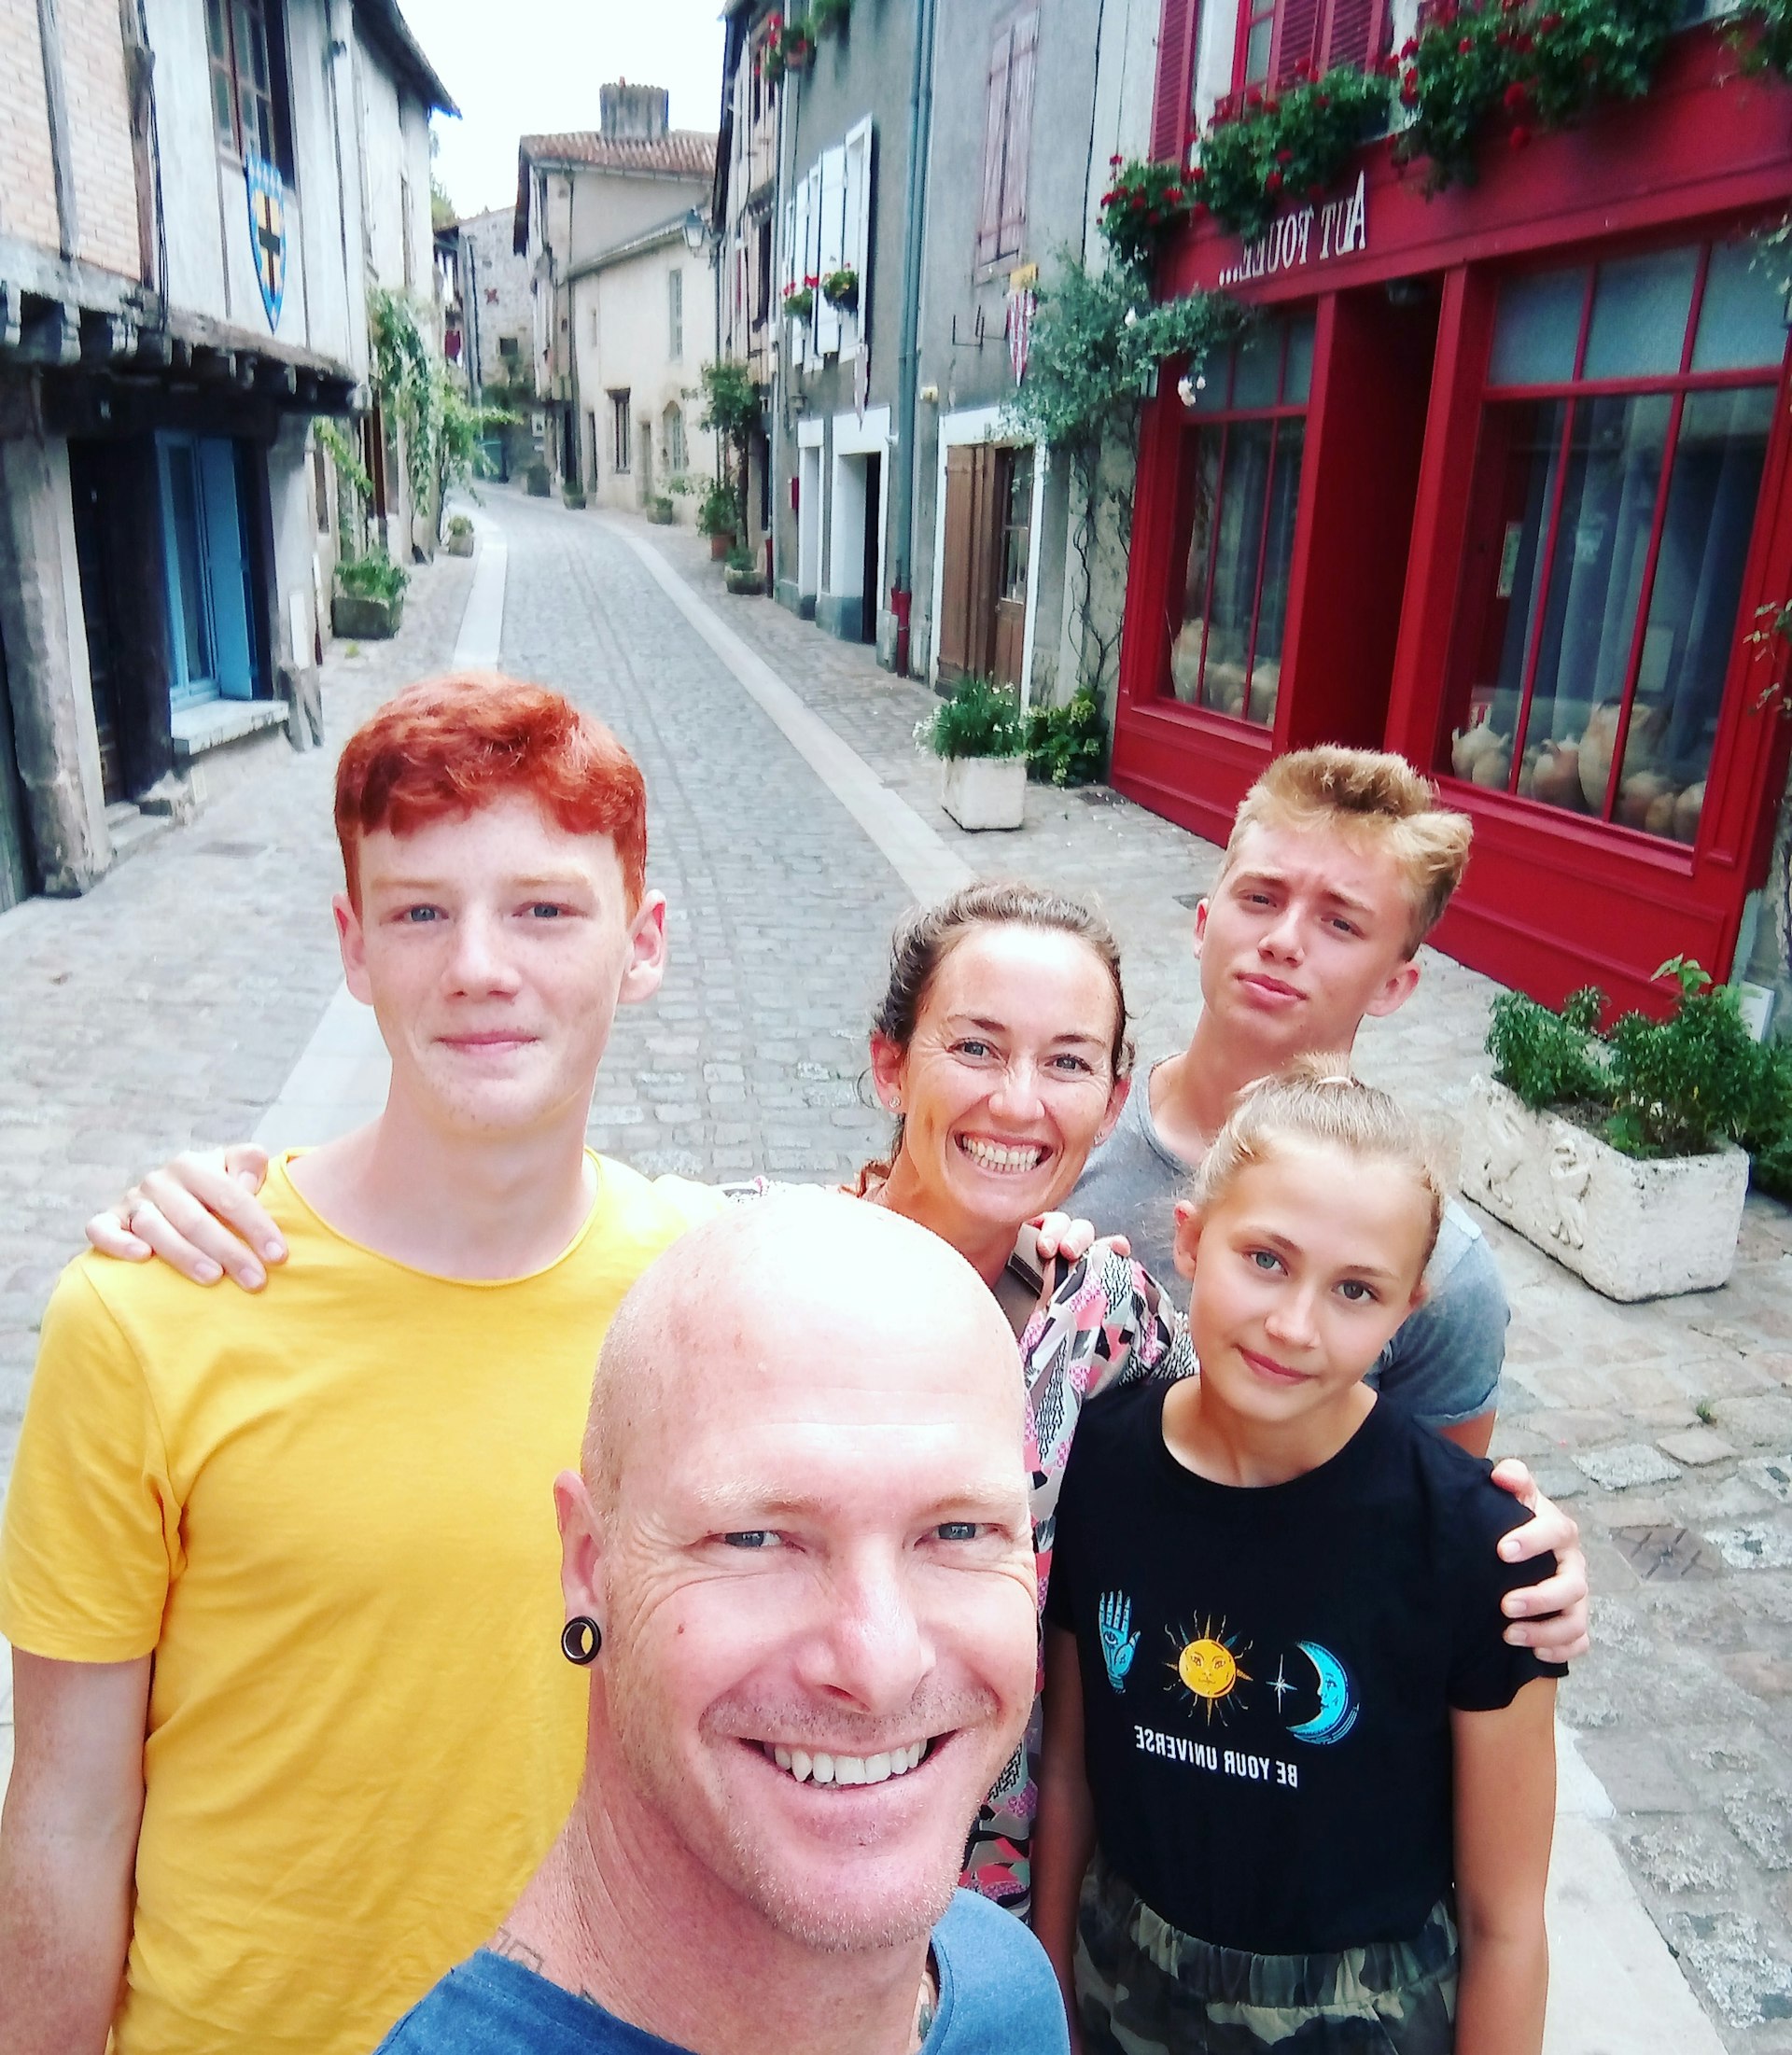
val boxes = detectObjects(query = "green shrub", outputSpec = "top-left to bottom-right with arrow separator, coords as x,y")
918,677 -> 1027,762
446,513 -> 473,539
336,551 -> 409,603
1027,687 -> 1107,787
698,481 -> 738,537
1487,984 -> 1606,1115
724,545 -> 755,573
562,485 -> 586,510
1487,958 -> 1792,1168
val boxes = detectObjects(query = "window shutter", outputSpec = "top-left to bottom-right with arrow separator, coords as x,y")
1323,0 -> 1387,70
791,178 -> 810,360
1149,0 -> 1195,164
976,25 -> 1013,269
805,163 -> 823,366
998,13 -> 1038,261
1273,0 -> 1323,85
818,144 -> 847,356
843,117 -> 874,356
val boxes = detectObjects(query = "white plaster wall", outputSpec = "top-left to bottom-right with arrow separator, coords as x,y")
355,40 -> 407,290
572,241 -> 716,513
140,0 -> 230,323
269,416 -> 320,671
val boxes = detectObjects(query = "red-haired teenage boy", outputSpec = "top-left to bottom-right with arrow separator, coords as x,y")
0,678 -> 726,2055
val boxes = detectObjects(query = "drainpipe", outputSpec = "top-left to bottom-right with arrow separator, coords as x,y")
888,0 -> 936,678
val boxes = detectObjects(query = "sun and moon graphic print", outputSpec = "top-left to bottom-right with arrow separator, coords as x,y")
1099,1587 -> 1361,1749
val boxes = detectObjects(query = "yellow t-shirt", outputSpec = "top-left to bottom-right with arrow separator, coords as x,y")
0,1152 -> 724,2055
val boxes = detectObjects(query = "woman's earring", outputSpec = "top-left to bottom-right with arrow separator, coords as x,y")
560,1615 -> 602,1665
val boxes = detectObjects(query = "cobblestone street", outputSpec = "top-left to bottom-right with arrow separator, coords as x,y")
4,484 -> 1792,2048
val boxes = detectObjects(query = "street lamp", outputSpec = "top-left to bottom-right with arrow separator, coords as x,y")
681,206 -> 709,255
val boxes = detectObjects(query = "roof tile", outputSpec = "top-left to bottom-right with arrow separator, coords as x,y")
520,131 -> 718,179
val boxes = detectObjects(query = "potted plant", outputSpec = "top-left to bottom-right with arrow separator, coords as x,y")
645,495 -> 676,525
812,0 -> 850,30
562,483 -> 587,510
819,266 -> 859,314
444,513 -> 475,557
525,459 -> 551,497
1459,958 -> 1783,1300
331,550 -> 409,639
1025,686 -> 1107,787
783,276 -> 818,321
918,676 -> 1029,832
698,479 -> 738,559
723,546 -> 764,596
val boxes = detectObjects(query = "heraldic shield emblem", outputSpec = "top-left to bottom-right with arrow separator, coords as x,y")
245,154 -> 287,332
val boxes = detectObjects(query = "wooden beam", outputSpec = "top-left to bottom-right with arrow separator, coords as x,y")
135,329 -> 172,368
194,345 -> 237,383
16,300 -> 79,365
81,310 -> 138,362
35,0 -> 79,262
0,285 -> 21,352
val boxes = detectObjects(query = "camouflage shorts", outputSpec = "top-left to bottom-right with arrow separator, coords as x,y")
1074,1852 -> 1459,2053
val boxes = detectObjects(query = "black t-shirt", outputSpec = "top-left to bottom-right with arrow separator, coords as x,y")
1044,1383 -> 1564,1955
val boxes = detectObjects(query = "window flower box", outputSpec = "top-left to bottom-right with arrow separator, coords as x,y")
820,267 -> 859,313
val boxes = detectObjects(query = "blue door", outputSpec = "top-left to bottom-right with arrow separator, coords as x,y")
157,434 -> 258,705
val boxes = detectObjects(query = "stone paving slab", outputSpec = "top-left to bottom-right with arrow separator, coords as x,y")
634,509 -> 1792,2054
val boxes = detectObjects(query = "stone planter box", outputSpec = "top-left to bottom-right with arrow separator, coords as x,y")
1459,1074 -> 1749,1302
941,754 -> 1027,832
330,592 -> 404,640
445,528 -> 475,557
724,567 -> 765,595
645,499 -> 676,525
707,531 -> 735,560
562,488 -> 586,510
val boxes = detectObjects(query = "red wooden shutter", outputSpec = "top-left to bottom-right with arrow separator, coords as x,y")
976,25 -> 1013,268
1273,0 -> 1323,84
999,11 -> 1038,259
1150,0 -> 1195,162
1323,0 -> 1386,68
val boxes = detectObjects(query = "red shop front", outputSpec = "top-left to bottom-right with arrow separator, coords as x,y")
1113,20 -> 1792,1014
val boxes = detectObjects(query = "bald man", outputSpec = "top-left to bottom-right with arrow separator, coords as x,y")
377,1193 -> 1069,2055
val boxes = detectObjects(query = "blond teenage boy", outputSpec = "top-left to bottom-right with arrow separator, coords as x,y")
1072,748 -> 1589,1656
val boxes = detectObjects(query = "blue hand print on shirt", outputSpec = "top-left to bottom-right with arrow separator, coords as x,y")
1099,1591 -> 1140,1693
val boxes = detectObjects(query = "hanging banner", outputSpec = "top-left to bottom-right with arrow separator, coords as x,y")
245,154 -> 287,332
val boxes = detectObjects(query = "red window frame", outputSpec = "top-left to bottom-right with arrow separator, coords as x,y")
1447,241 -> 1786,829
1231,0 -> 1393,93
1161,322 -> 1311,726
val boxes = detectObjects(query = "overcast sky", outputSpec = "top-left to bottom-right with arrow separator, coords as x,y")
403,0 -> 728,220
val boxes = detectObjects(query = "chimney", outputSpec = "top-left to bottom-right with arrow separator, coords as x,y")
598,82 -> 670,140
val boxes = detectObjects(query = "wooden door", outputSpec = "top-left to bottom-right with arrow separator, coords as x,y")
938,443 -> 1003,679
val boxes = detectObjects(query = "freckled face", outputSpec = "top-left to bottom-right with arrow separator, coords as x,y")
1178,1141 -> 1431,1425
871,923 -> 1127,1240
335,795 -> 665,1137
595,1306 -> 1038,1951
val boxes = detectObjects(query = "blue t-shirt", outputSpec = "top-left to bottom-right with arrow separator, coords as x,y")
374,1889 -> 1069,2054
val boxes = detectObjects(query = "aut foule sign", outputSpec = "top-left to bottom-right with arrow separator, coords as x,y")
1216,170 -> 1367,289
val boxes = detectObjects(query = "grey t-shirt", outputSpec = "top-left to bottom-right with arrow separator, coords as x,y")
1071,1061 -> 1507,1429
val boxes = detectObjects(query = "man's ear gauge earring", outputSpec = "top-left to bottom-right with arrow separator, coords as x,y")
561,1615 -> 602,1665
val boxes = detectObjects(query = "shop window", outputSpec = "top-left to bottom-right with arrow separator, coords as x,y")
206,0 -> 291,174
977,10 -> 1038,270
1237,0 -> 1393,91
1162,316 -> 1314,728
1441,241 -> 1786,845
